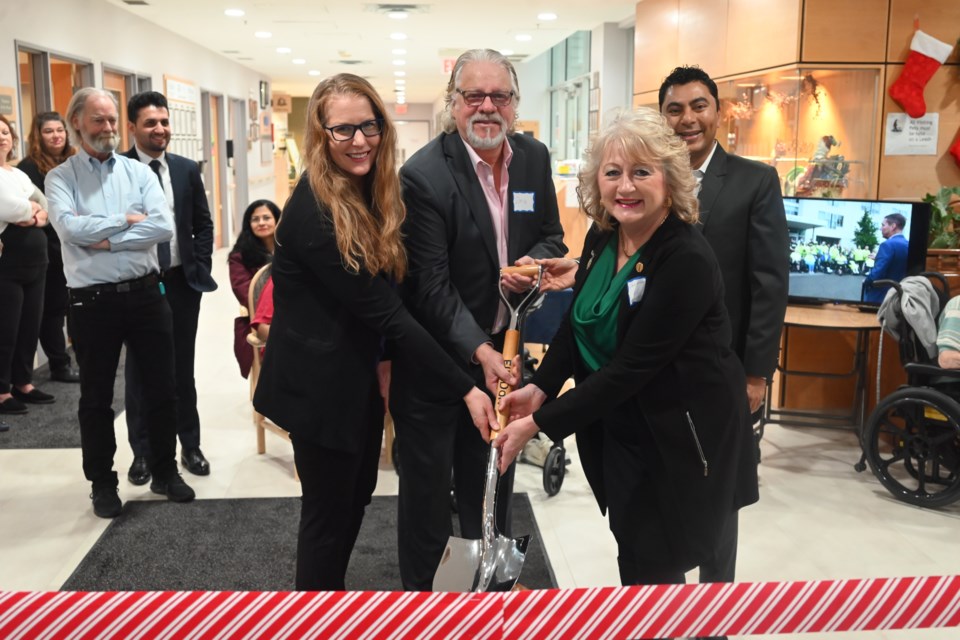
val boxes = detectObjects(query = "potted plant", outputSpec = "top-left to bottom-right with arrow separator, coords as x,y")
925,186 -> 960,273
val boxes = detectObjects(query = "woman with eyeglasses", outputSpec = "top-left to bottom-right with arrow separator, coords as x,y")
252,73 -> 499,591
16,112 -> 79,384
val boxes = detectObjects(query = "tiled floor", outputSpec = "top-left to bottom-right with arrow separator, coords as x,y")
1,248 -> 958,639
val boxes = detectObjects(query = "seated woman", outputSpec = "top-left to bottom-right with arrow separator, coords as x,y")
228,199 -> 281,378
495,108 -> 758,586
0,113 -> 55,416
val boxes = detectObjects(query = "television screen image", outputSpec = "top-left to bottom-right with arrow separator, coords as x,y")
784,197 -> 931,307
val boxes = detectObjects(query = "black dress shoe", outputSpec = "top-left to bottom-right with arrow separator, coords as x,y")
127,456 -> 151,485
150,473 -> 196,502
0,419 -> 9,432
90,485 -> 123,518
181,448 -> 210,476
51,366 -> 81,383
12,387 -> 55,404
0,397 -> 28,414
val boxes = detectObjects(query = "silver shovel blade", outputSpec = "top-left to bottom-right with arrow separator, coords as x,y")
432,533 -> 530,592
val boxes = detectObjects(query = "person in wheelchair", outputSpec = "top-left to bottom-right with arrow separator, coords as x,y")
937,296 -> 960,370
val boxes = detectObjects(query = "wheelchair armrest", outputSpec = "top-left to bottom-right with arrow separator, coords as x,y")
904,362 -> 960,379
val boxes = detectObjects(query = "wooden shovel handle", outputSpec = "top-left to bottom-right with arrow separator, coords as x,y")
494,329 -> 521,435
500,265 -> 541,278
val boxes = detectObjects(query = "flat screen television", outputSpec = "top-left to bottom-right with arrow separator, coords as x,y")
784,197 -> 931,308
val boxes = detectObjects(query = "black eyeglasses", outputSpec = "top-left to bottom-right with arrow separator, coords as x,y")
324,118 -> 384,141
455,89 -> 515,107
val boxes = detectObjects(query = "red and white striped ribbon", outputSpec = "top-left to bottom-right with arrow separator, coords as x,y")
1,575 -> 958,639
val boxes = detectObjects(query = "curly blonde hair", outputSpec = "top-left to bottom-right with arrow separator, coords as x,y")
577,107 -> 699,231
300,74 -> 406,281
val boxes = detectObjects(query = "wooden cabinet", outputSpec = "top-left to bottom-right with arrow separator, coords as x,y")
801,0 -> 889,63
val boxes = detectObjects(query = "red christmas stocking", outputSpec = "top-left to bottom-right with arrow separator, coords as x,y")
951,129 -> 960,167
889,30 -> 954,118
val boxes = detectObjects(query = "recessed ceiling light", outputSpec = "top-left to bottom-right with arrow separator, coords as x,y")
224,8 -> 245,17
537,12 -> 557,20
395,79 -> 406,85
515,34 -> 532,42
292,58 -> 306,64
254,31 -> 272,38
308,70 -> 321,76
276,47 -> 292,54
500,49 -> 514,56
387,10 -> 408,19
397,97 -> 406,104
391,48 -> 407,55
390,32 -> 407,41
392,59 -> 406,66
394,71 -> 406,77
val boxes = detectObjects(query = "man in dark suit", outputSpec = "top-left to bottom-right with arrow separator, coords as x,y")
863,213 -> 908,303
659,66 -> 789,586
122,91 -> 217,485
392,49 -> 566,591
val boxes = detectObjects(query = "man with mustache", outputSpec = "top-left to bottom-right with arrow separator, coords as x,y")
46,88 -> 194,519
659,66 -> 788,595
121,92 -> 217,486
392,48 -> 566,590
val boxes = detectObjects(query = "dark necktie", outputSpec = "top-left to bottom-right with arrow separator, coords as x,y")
149,159 -> 171,271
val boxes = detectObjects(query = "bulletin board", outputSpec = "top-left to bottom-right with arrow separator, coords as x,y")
163,75 -> 202,162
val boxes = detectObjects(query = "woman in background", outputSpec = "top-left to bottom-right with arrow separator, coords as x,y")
228,199 -> 280,378
496,108 -> 758,587
253,73 -> 499,591
0,113 -> 54,415
16,112 -> 79,383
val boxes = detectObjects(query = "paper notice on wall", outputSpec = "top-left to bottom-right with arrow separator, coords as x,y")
884,113 -> 938,155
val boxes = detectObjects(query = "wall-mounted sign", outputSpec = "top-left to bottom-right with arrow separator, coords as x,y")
0,87 -> 15,117
271,91 -> 291,114
884,113 -> 938,156
442,58 -> 456,75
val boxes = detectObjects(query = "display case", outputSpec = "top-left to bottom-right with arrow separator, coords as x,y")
715,66 -> 881,200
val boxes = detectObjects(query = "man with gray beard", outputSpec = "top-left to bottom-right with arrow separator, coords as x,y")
46,88 -> 195,519
392,48 -> 565,590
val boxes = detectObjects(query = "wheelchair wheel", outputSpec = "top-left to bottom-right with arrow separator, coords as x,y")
543,446 -> 565,496
861,387 -> 960,508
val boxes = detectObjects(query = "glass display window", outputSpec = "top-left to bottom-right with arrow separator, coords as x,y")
716,66 -> 881,200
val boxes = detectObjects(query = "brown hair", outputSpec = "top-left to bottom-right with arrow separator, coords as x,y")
0,113 -> 18,161
300,73 -> 406,281
25,112 -> 76,174
578,108 -> 699,231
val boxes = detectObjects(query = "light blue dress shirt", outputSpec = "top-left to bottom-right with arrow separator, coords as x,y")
45,147 -> 173,288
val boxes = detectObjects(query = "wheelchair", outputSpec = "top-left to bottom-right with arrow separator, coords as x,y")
856,273 -> 960,508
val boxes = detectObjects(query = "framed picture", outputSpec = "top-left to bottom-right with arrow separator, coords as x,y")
259,81 -> 270,110
248,98 -> 258,121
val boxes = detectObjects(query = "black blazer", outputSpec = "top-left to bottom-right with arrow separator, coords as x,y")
698,145 -> 789,379
396,132 -> 566,366
532,217 -> 759,572
122,148 -> 217,293
253,177 -> 476,452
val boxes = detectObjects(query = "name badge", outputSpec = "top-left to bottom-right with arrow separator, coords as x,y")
626,276 -> 646,306
513,191 -> 535,213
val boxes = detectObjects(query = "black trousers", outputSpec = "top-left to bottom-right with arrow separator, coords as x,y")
38,252 -> 72,371
0,265 -> 46,393
69,283 -> 178,488
391,353 -> 516,591
125,267 -> 203,456
291,383 -> 384,591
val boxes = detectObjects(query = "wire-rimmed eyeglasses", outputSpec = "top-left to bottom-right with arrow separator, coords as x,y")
455,89 -> 515,107
324,118 -> 384,141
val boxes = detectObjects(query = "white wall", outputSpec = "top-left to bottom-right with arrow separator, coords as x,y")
515,52 -> 551,143
0,0 -> 275,212
591,22 -> 632,121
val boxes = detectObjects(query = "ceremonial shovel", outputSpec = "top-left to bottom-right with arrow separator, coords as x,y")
433,265 -> 543,592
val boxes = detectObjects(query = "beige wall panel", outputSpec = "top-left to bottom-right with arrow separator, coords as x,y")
888,0 -> 960,64
878,65 -> 960,199
678,0 -> 728,77
801,0 -> 888,62
634,0 -> 680,95
726,0 -> 802,74
633,90 -> 659,109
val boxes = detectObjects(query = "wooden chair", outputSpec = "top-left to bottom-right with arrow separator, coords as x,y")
246,264 -> 297,479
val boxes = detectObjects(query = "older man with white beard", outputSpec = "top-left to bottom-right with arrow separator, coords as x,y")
46,88 -> 195,519
391,48 -> 566,590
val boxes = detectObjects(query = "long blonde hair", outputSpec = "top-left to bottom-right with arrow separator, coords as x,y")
578,108 -> 699,231
301,74 -> 406,281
